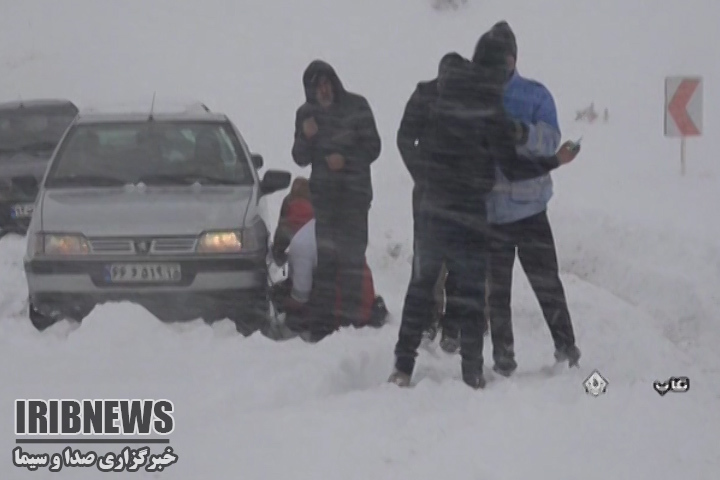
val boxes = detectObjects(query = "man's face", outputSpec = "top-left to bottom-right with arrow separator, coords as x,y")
506,55 -> 516,74
315,76 -> 334,107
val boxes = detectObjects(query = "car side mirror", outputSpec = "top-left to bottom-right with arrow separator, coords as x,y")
11,175 -> 39,194
251,153 -> 264,169
260,170 -> 291,196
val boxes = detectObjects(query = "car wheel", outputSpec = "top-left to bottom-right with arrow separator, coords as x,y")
28,299 -> 93,331
28,302 -> 59,331
228,296 -> 271,337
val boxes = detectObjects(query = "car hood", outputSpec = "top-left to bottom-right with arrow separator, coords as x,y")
0,152 -> 51,182
39,185 -> 257,236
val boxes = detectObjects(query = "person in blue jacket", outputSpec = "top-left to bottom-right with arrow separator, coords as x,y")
485,21 -> 580,376
437,21 -> 581,374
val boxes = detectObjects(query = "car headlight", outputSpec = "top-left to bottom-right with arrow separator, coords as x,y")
196,225 -> 264,254
34,233 -> 90,256
197,231 -> 243,253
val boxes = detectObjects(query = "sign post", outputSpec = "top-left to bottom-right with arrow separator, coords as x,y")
664,76 -> 703,175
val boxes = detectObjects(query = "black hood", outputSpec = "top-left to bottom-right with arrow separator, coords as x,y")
438,52 -> 465,76
472,27 -> 514,68
301,60 -> 347,104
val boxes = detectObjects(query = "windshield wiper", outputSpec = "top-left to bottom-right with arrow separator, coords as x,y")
135,173 -> 238,186
46,174 -> 127,187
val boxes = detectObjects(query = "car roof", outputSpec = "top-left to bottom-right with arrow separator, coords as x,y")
73,101 -> 227,125
0,99 -> 77,111
73,112 -> 229,125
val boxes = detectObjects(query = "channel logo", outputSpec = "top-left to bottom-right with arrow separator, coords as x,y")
12,399 -> 178,473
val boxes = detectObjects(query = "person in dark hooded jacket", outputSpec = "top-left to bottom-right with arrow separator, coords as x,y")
389,32 -> 581,389
291,60 -> 382,337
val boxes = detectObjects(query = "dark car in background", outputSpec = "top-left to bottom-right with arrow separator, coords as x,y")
0,99 -> 79,234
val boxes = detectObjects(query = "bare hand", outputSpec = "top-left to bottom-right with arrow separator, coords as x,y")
556,141 -> 580,165
302,117 -> 318,138
326,153 -> 345,171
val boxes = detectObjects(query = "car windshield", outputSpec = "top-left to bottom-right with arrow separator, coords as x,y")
44,121 -> 254,187
0,105 -> 77,157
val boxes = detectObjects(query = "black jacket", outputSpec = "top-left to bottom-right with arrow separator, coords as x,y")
291,60 -> 381,208
396,54 -> 560,218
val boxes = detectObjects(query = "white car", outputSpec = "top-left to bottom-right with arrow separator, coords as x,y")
23,104 -> 291,333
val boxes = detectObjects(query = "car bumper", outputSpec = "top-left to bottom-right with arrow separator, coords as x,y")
24,255 -> 267,297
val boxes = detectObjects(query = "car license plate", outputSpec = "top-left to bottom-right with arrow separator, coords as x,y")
10,203 -> 34,219
105,263 -> 181,283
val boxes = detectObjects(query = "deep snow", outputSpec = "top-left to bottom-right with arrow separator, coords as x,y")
1,0 -> 719,478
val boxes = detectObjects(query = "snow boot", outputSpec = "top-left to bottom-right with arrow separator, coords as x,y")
439,329 -> 460,354
421,321 -> 439,346
462,368 -> 486,389
554,344 -> 581,367
492,344 -> 517,377
464,374 -> 486,389
492,356 -> 518,377
388,369 -> 411,387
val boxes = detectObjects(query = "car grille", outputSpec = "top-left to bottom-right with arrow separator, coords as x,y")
88,239 -> 134,254
87,237 -> 197,255
151,237 -> 197,253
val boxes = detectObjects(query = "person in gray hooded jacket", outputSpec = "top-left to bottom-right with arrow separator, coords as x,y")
291,60 -> 381,336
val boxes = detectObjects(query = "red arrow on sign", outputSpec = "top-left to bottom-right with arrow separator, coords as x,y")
668,79 -> 700,135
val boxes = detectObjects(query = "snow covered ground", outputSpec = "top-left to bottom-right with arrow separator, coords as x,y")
2,0 -> 719,478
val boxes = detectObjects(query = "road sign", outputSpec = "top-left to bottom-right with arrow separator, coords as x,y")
665,76 -> 702,137
664,76 -> 703,175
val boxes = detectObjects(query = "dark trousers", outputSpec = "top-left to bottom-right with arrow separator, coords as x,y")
486,210 -> 576,361
311,198 -> 369,331
394,211 -> 488,379
440,269 -> 461,337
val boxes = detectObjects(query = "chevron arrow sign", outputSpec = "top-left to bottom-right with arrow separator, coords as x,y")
665,76 -> 703,137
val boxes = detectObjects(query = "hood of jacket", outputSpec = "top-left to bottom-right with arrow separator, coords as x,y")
472,28 -> 514,81
301,60 -> 347,104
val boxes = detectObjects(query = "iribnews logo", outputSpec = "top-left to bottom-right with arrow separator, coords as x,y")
13,399 -> 177,473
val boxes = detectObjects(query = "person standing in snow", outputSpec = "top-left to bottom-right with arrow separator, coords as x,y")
396,52 -> 466,345
389,33 -> 581,389
464,21 -> 581,376
291,60 -> 382,337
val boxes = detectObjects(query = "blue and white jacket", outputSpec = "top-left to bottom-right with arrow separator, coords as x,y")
486,70 -> 561,225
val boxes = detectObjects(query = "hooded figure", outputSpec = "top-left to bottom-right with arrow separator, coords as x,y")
291,60 -> 381,337
482,20 -> 580,376
390,30 -> 580,389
